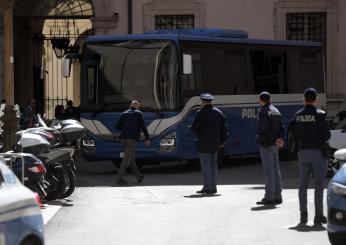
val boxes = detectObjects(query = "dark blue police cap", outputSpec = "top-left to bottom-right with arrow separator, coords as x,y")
259,91 -> 271,101
304,87 -> 317,101
200,93 -> 214,101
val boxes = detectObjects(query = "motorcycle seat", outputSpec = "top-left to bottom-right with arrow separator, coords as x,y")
39,149 -> 71,164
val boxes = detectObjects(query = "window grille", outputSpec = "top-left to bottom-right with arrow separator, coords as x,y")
155,15 -> 194,30
286,12 -> 327,53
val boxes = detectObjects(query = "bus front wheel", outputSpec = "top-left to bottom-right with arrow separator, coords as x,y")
187,159 -> 201,171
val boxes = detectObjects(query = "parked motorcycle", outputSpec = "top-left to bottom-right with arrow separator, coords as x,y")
14,117 -> 85,200
1,152 -> 49,200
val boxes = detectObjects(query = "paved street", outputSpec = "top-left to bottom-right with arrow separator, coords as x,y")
43,157 -> 330,245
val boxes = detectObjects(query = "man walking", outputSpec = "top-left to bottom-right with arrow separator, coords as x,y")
256,92 -> 284,205
289,88 -> 331,225
191,93 -> 229,195
115,100 -> 150,185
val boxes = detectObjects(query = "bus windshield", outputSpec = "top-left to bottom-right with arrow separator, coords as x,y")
81,40 -> 179,112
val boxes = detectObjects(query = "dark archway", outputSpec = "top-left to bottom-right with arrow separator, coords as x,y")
12,0 -> 94,114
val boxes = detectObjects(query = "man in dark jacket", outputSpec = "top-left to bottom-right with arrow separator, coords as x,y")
289,88 -> 331,225
21,99 -> 38,129
256,92 -> 284,206
115,100 -> 150,185
64,100 -> 80,120
191,93 -> 229,194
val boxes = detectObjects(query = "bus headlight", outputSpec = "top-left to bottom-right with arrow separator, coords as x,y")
160,132 -> 177,153
330,182 -> 346,197
82,139 -> 95,147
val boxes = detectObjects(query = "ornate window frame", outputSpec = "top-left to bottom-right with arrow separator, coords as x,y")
274,0 -> 340,98
143,0 -> 206,32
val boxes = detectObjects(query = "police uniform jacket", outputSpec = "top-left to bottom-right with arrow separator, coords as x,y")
257,104 -> 284,146
191,104 -> 229,153
116,107 -> 149,141
289,104 -> 330,151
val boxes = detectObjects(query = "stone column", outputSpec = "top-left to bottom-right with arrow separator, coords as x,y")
0,0 -> 19,152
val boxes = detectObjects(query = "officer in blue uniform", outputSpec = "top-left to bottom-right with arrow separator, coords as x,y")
256,92 -> 284,205
191,93 -> 229,194
289,88 -> 331,225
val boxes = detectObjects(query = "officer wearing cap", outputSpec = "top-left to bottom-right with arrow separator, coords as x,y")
289,88 -> 331,225
191,93 -> 229,194
256,92 -> 284,206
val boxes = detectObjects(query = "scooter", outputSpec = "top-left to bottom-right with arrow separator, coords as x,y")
15,118 -> 85,200
1,152 -> 49,200
15,133 -> 68,200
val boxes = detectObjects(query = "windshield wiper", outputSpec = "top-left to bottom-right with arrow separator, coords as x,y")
92,102 -> 128,117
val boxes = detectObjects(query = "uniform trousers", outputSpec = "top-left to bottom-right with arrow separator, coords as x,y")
298,149 -> 327,215
259,145 -> 282,201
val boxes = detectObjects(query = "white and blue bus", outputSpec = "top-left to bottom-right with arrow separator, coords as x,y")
71,28 -> 325,165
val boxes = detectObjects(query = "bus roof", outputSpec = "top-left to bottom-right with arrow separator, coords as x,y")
86,28 -> 322,48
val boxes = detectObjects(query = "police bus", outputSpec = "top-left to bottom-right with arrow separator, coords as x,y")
64,28 -> 325,165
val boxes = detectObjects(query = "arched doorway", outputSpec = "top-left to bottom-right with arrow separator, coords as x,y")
12,0 -> 94,116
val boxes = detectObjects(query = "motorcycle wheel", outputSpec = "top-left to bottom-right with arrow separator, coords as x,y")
27,183 -> 47,200
61,169 -> 76,199
45,167 -> 67,201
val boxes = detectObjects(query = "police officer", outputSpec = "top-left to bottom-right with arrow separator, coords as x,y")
256,92 -> 284,205
289,88 -> 331,225
191,93 -> 229,194
115,100 -> 150,185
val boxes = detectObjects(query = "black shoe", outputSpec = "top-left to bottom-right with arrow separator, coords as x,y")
274,198 -> 283,205
116,179 -> 128,186
256,198 -> 275,205
314,214 -> 327,225
300,212 -> 308,224
137,175 -> 144,183
196,189 -> 207,194
205,189 -> 217,195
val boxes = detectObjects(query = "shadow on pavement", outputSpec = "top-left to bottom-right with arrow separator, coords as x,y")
251,205 -> 277,211
43,200 -> 74,207
76,156 -> 331,189
184,194 -> 222,198
288,224 -> 326,232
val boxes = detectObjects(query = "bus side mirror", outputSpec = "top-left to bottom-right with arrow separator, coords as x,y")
183,54 -> 192,75
63,58 -> 72,78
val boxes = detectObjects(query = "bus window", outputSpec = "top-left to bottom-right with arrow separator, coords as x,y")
81,40 -> 178,111
156,43 -> 178,110
180,41 -> 249,100
286,51 -> 324,93
181,53 -> 202,100
86,66 -> 97,104
251,51 -> 287,94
